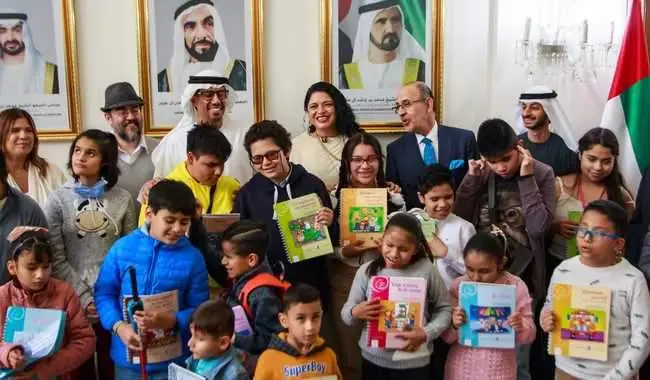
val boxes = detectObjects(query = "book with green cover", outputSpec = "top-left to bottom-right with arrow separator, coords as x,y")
0,306 -> 67,378
274,193 -> 334,263
566,211 -> 583,257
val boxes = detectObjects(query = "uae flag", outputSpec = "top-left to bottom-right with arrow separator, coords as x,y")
601,0 -> 650,192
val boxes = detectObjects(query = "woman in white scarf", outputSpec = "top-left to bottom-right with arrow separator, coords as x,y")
1,108 -> 66,207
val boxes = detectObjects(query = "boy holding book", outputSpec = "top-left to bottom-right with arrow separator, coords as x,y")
254,284 -> 342,380
185,300 -> 248,379
541,200 -> 650,379
235,120 -> 335,309
95,180 -> 209,379
221,220 -> 284,355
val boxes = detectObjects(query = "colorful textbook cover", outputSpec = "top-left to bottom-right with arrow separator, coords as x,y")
367,276 -> 427,349
458,282 -> 516,349
0,306 -> 66,378
548,283 -> 611,361
340,188 -> 387,247
274,193 -> 334,263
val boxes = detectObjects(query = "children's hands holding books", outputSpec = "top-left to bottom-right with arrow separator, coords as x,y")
7,347 -> 25,369
116,323 -> 142,351
451,306 -> 466,329
540,309 -> 556,333
507,312 -> 523,332
556,220 -> 579,239
134,310 -> 176,330
351,299 -> 383,320
394,328 -> 427,352
315,207 -> 334,226
386,182 -> 401,194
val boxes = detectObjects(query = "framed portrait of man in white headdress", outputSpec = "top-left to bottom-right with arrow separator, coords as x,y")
322,0 -> 443,132
137,0 -> 264,135
0,0 -> 80,139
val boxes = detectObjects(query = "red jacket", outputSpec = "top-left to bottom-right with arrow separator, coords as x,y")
0,278 -> 96,379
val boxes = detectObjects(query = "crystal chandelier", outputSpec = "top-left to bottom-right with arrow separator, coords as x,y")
515,17 -> 619,83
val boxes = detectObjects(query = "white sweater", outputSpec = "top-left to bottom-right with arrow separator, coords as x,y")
545,257 -> 650,380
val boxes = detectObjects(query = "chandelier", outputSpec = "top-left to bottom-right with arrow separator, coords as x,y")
515,17 -> 619,82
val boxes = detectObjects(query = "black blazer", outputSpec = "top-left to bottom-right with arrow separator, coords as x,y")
386,124 -> 479,210
629,166 -> 650,267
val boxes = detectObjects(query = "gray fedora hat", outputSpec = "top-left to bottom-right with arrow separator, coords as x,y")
101,82 -> 144,112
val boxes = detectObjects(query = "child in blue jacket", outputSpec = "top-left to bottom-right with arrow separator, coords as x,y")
95,180 -> 209,379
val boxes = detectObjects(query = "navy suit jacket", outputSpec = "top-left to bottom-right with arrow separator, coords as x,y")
628,165 -> 650,266
386,124 -> 479,210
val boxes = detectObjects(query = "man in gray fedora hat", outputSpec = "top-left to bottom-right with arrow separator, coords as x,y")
102,82 -> 159,206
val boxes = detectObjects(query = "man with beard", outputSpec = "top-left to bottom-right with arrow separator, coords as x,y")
516,85 -> 579,176
158,0 -> 246,93
151,69 -> 252,186
340,0 -> 426,89
102,82 -> 158,207
0,10 -> 58,95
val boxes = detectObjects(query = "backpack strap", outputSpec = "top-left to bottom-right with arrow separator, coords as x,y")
238,273 -> 289,318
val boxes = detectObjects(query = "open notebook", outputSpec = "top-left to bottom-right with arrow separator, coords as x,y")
0,306 -> 66,378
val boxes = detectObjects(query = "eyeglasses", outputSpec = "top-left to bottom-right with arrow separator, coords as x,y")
576,227 -> 619,241
350,155 -> 380,166
250,149 -> 282,165
195,88 -> 229,101
391,98 -> 427,114
112,106 -> 141,118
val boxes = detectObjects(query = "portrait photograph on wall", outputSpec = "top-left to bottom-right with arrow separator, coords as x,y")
137,0 -> 264,135
322,0 -> 443,132
0,0 -> 79,139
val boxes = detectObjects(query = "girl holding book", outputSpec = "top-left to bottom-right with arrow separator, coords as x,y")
43,129 -> 136,379
441,231 -> 535,380
0,226 -> 95,379
329,131 -> 404,380
341,213 -> 451,379
552,128 -> 635,262
541,200 -> 650,379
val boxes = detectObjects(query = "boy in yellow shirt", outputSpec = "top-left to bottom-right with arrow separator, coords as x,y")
254,284 -> 342,380
139,125 -> 240,225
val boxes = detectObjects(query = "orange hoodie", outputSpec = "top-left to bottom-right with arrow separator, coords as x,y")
254,332 -> 342,380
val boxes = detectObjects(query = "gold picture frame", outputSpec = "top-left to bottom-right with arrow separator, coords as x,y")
0,0 -> 81,140
136,0 -> 265,137
320,0 -> 444,133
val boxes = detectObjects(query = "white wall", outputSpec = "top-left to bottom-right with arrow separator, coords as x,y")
38,0 -> 619,169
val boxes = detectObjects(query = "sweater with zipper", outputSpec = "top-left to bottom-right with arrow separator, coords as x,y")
94,225 -> 209,373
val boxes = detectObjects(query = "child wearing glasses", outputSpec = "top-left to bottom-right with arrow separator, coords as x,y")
235,120 -> 335,312
541,200 -> 650,380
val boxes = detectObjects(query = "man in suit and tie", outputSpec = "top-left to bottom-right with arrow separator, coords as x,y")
386,81 -> 479,210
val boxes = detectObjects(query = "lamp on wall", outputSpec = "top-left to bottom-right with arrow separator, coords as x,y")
515,14 -> 619,83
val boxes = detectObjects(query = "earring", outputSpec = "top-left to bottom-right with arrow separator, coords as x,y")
303,114 -> 310,130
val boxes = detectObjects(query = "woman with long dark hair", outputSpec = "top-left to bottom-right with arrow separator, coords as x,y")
551,127 -> 635,259
328,131 -> 404,380
291,81 -> 361,190
0,108 -> 66,207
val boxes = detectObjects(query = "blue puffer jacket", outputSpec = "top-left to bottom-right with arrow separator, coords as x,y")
95,226 -> 209,373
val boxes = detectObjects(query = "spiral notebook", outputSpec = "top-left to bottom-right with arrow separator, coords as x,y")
274,193 -> 334,263
0,306 -> 66,378
548,283 -> 611,361
367,276 -> 427,349
458,282 -> 516,349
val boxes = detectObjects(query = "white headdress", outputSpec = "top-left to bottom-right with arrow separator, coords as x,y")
168,0 -> 231,94
0,8 -> 49,94
152,69 -> 237,178
352,0 -> 426,63
515,85 -> 578,150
